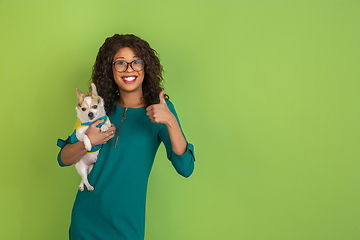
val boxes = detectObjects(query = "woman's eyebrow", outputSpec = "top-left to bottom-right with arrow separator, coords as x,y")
114,56 -> 139,60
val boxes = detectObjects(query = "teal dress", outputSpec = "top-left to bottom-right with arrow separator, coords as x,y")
57,100 -> 195,240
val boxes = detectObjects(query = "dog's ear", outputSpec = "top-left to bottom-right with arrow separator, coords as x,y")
90,83 -> 99,97
76,87 -> 86,100
99,97 -> 104,107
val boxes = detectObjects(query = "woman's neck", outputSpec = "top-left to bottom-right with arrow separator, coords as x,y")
117,90 -> 145,108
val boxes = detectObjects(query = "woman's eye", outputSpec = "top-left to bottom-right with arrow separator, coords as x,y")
93,105 -> 98,109
81,107 -> 86,111
133,60 -> 142,64
116,61 -> 126,65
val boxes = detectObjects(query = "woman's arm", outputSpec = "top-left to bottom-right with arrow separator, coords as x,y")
146,91 -> 187,155
60,141 -> 88,166
146,92 -> 195,177
59,119 -> 116,166
164,115 -> 187,155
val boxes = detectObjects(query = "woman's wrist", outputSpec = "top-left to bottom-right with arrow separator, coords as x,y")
165,113 -> 177,129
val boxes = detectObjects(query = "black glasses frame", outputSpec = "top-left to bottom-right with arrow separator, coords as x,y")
112,59 -> 144,73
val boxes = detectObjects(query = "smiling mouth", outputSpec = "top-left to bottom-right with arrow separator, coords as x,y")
122,76 -> 137,83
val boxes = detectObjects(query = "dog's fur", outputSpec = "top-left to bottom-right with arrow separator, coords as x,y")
74,83 -> 111,191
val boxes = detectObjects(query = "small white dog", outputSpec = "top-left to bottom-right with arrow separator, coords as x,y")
71,83 -> 111,192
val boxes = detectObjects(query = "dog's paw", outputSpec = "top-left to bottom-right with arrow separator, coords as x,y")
100,125 -> 109,132
84,143 -> 92,151
87,186 -> 94,192
83,135 -> 92,151
79,186 -> 84,192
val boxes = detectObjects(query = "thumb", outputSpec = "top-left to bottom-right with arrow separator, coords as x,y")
159,90 -> 166,104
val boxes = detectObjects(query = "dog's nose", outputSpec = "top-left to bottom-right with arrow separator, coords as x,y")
88,112 -> 94,119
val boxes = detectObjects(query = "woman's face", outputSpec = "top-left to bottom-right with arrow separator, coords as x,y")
112,47 -> 145,94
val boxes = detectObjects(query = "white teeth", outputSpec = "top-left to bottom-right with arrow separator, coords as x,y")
123,77 -> 136,81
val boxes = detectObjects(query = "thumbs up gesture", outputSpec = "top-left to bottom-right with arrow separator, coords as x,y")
146,91 -> 174,125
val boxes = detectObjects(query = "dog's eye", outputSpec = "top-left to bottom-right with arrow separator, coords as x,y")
92,105 -> 98,109
81,107 -> 86,111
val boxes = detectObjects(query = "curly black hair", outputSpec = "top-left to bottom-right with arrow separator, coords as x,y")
91,34 -> 167,115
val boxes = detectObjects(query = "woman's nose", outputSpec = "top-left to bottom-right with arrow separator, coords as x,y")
126,64 -> 134,72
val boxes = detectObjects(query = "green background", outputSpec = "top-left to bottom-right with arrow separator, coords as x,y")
0,0 -> 359,239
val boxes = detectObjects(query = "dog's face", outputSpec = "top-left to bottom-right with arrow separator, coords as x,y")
76,83 -> 106,123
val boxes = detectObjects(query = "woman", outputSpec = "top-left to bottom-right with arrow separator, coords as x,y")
57,34 -> 195,239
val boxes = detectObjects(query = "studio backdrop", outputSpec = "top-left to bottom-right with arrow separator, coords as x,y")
0,0 -> 359,239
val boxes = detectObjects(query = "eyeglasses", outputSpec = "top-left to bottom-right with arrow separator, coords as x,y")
112,59 -> 145,73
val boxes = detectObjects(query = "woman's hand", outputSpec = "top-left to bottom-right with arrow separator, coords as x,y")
87,120 -> 116,146
146,91 -> 176,126
60,119 -> 116,166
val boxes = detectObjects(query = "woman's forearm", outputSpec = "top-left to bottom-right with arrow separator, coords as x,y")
166,115 -> 187,155
60,141 -> 87,166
